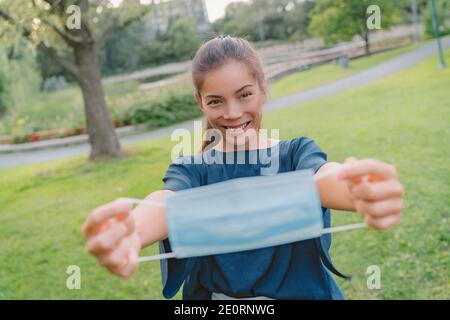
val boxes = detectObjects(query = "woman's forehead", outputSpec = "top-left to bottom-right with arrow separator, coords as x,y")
200,61 -> 258,97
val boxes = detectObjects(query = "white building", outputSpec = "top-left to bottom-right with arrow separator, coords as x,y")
145,0 -> 213,40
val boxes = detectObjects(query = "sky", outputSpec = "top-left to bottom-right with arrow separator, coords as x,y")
204,0 -> 249,22
109,0 -> 248,23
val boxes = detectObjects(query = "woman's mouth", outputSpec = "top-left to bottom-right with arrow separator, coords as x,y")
222,121 -> 251,136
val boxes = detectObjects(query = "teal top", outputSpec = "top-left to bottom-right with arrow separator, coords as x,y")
159,136 -> 347,299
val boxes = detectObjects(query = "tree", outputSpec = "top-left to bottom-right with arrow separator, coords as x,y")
309,0 -> 400,55
0,0 -> 152,159
169,17 -> 201,60
213,0 -> 316,42
422,0 -> 450,38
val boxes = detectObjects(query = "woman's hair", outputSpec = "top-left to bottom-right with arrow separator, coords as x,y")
192,35 -> 268,152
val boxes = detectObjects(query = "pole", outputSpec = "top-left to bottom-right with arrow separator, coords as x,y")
431,0 -> 447,69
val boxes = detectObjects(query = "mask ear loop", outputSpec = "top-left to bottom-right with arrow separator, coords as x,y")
124,164 -> 367,262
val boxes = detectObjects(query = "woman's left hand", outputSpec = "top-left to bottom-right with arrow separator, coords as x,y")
337,157 -> 404,231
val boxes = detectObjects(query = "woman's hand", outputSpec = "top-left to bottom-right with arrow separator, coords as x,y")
337,158 -> 404,231
82,199 -> 141,278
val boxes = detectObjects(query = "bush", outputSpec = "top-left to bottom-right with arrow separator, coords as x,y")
0,59 -> 9,118
423,0 -> 450,39
42,76 -> 69,92
127,93 -> 202,128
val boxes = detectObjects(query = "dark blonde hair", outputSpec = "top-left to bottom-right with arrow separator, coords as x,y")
191,35 -> 268,152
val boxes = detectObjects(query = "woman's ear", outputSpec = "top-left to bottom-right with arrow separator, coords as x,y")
195,94 -> 204,111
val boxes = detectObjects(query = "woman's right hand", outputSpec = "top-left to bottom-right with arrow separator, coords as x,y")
82,199 -> 141,278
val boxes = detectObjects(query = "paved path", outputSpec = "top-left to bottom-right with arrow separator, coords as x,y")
1,37 -> 449,170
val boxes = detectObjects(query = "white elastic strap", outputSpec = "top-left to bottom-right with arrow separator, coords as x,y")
138,252 -> 177,262
321,222 -> 368,235
121,197 -> 166,208
137,223 -> 368,263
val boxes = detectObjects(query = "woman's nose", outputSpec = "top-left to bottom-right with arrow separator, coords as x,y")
223,102 -> 243,120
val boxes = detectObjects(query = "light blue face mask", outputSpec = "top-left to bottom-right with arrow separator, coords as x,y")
124,165 -> 367,262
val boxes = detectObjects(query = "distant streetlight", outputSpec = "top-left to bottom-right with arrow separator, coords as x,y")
431,0 -> 447,69
411,0 -> 420,42
257,15 -> 265,42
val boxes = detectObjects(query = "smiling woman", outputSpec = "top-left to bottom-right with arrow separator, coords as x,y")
82,35 -> 404,301
191,36 -> 268,151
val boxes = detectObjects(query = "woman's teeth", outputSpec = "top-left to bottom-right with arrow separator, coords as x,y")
226,122 -> 250,132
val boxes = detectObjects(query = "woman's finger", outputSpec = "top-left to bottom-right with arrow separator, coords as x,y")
365,212 -> 402,231
355,197 -> 403,218
87,220 -> 131,254
110,247 -> 139,278
351,180 -> 404,201
338,159 -> 397,181
97,237 -> 131,269
82,199 -> 132,237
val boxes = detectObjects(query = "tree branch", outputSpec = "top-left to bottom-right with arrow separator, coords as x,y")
30,0 -> 84,46
0,9 -> 32,37
39,43 -> 81,80
97,6 -> 152,48
1,7 -> 80,81
40,18 -> 84,45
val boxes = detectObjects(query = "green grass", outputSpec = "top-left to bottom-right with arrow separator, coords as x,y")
0,49 -> 449,299
269,44 -> 421,99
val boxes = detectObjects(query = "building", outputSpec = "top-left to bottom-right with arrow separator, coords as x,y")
145,0 -> 213,40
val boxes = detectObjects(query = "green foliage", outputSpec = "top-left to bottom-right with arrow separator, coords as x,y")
422,0 -> 450,39
127,93 -> 202,128
168,17 -> 202,60
309,0 -> 400,47
0,59 -> 8,118
213,0 -> 316,42
138,40 -> 171,67
0,37 -> 41,119
101,20 -> 150,76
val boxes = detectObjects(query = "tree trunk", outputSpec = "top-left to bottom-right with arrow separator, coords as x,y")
73,42 -> 121,159
363,31 -> 371,56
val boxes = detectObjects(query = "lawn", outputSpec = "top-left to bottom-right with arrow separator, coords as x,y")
0,49 -> 448,299
269,43 -> 421,99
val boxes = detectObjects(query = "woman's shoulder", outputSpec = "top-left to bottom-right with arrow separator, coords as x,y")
280,136 -> 317,149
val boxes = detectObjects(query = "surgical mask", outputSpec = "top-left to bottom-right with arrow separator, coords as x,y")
123,165 -> 367,262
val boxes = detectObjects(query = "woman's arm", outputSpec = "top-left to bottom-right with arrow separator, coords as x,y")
315,157 -> 404,230
316,162 -> 356,211
132,189 -> 172,248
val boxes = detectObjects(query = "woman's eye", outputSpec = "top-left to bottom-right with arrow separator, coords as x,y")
241,92 -> 253,99
208,99 -> 221,106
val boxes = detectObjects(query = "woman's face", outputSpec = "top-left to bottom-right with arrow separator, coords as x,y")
195,60 -> 266,149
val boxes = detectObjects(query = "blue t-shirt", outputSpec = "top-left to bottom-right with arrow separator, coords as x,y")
159,136 -> 347,300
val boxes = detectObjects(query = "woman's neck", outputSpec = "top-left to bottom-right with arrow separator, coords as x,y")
213,133 -> 280,152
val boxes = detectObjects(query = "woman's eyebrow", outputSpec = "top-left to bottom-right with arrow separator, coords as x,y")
205,94 -> 222,99
205,84 -> 254,99
234,84 -> 254,94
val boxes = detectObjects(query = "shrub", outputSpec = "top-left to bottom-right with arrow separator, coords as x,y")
127,93 -> 202,128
